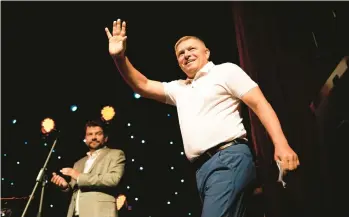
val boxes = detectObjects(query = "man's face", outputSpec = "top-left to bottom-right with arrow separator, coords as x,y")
176,38 -> 210,79
85,126 -> 107,150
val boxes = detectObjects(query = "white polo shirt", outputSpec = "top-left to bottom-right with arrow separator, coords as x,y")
163,61 -> 258,161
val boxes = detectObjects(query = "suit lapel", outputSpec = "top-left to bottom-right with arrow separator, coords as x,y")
71,156 -> 87,187
78,157 -> 88,172
86,147 -> 110,173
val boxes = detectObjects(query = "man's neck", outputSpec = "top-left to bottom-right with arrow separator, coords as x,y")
89,145 -> 106,153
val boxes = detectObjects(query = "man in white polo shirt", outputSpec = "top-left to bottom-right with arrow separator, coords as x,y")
105,19 -> 300,217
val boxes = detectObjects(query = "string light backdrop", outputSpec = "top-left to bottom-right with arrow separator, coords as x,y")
2,2 -> 238,217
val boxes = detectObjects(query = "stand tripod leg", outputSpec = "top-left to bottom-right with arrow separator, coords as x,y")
20,139 -> 58,217
37,176 -> 47,217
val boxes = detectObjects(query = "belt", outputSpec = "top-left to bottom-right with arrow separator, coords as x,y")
192,138 -> 248,170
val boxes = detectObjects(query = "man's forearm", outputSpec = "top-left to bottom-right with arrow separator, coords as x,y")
253,100 -> 289,148
113,56 -> 148,94
78,172 -> 123,188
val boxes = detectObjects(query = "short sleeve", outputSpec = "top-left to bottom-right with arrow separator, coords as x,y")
162,80 -> 181,106
223,63 -> 258,98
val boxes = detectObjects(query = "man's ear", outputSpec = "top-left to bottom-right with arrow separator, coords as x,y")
205,48 -> 210,60
105,136 -> 109,143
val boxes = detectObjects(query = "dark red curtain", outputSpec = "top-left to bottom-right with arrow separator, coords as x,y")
231,2 -> 348,217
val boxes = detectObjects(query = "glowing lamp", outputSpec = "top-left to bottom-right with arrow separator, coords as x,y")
41,118 -> 55,134
116,194 -> 127,211
101,106 -> 115,121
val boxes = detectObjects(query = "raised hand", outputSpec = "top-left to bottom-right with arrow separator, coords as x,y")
105,19 -> 127,58
51,172 -> 68,189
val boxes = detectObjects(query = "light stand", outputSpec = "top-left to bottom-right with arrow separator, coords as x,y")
21,138 -> 58,217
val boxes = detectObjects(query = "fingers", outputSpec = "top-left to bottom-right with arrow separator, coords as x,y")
281,158 -> 293,171
60,168 -> 70,176
60,168 -> 69,173
283,156 -> 299,171
106,19 -> 127,42
121,21 -> 126,37
51,172 -> 60,181
276,155 -> 300,171
294,154 -> 300,166
105,27 -> 112,39
51,173 -> 66,187
287,160 -> 296,171
113,19 -> 120,36
51,173 -> 59,183
58,178 -> 67,187
291,154 -> 300,170
111,19 -> 126,36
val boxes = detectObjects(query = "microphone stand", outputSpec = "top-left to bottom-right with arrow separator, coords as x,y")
37,174 -> 47,217
21,138 -> 58,217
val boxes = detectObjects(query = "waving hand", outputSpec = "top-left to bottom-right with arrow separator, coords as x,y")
105,19 -> 127,58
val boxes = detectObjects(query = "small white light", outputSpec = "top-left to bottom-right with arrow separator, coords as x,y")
175,192 -> 178,195
70,105 -> 78,112
134,93 -> 141,99
139,166 -> 143,171
12,119 -> 17,124
17,161 -> 20,165
127,123 -> 131,127
181,179 -> 184,183
50,204 -> 53,208
135,197 -> 138,201
141,140 -> 145,143
83,139 -> 86,143
132,159 -> 135,162
130,135 -> 134,139
170,166 -> 174,170
58,156 -> 61,159
167,201 -> 171,205
170,141 -> 173,144
44,143 -> 47,146
180,152 -> 184,155
127,186 -> 130,189
167,114 -> 171,117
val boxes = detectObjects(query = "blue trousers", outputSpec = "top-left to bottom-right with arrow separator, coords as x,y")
196,143 -> 256,217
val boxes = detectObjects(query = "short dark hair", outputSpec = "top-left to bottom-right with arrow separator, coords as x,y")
85,119 -> 108,136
